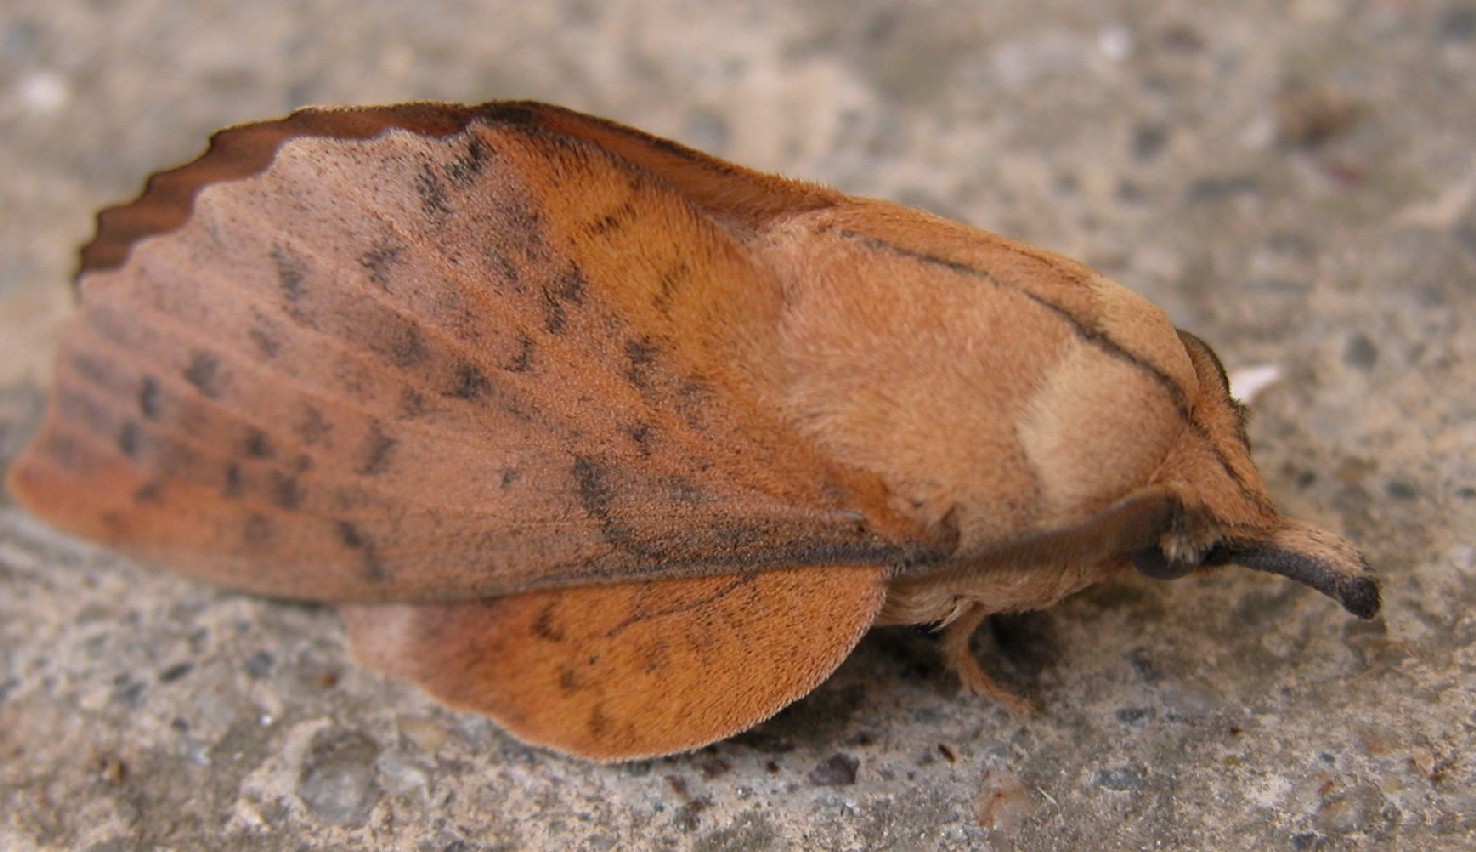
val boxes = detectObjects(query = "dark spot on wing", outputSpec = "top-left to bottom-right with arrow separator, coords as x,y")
491,253 -> 522,290
500,468 -> 520,488
249,330 -> 282,359
445,361 -> 490,400
296,404 -> 332,446
398,387 -> 427,419
248,313 -> 282,360
356,422 -> 397,476
556,265 -> 587,303
223,462 -> 243,498
588,197 -> 638,236
358,243 -> 403,288
541,266 -> 588,334
240,427 -> 273,459
138,376 -> 161,420
370,312 -> 428,367
654,260 -> 689,312
557,667 -> 583,693
446,135 -> 489,184
624,337 -> 660,388
588,705 -> 611,738
480,197 -> 546,284
542,290 -> 568,334
573,455 -> 616,536
416,164 -> 451,219
271,244 -> 308,303
336,518 -> 365,549
573,455 -> 643,551
116,421 -> 140,459
133,480 -> 164,504
335,519 -> 386,582
182,351 -> 225,399
511,208 -> 549,258
628,423 -> 653,454
505,334 -> 535,373
270,472 -> 302,510
533,603 -> 564,642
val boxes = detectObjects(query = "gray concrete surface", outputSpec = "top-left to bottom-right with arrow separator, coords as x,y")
2,1 -> 1474,849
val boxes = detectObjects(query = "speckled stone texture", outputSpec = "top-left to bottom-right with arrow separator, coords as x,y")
2,1 -> 1474,849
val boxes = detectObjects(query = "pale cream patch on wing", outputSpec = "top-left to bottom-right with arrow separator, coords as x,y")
1015,337 -> 1183,525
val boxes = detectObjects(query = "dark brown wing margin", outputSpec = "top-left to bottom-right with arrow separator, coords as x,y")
80,101 -> 837,279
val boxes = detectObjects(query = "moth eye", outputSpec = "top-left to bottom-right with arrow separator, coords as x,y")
1130,547 -> 1197,580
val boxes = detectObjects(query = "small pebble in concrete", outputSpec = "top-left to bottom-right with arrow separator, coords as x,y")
975,769 -> 1035,835
808,753 -> 860,786
1095,764 -> 1146,791
297,728 -> 381,827
1343,334 -> 1379,371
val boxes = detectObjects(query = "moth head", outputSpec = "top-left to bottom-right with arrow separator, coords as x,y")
1130,519 -> 1379,619
1128,331 -> 1380,619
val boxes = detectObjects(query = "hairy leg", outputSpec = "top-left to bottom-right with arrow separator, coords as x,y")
940,605 -> 1037,715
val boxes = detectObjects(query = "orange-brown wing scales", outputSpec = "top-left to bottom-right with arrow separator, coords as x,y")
10,111 -> 915,602
340,563 -> 887,760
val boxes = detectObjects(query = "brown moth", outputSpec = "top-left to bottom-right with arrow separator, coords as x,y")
7,101 -> 1379,761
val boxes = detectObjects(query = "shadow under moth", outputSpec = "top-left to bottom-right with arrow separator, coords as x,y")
8,101 -> 1380,761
